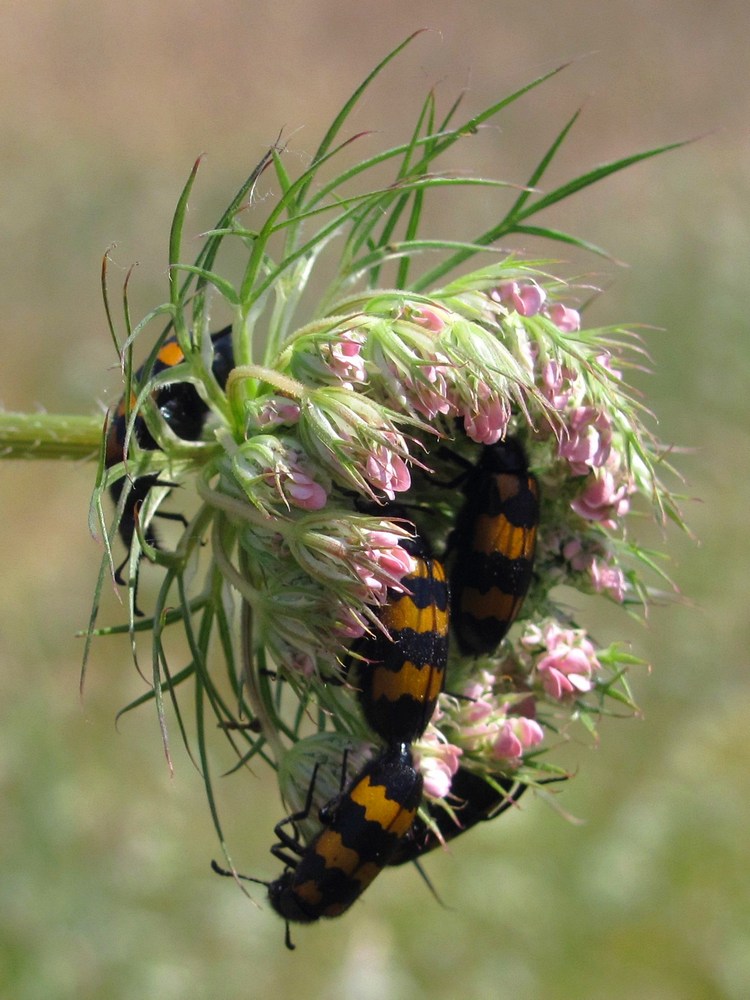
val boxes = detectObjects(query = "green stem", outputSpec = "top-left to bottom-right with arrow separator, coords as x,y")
0,412 -> 102,460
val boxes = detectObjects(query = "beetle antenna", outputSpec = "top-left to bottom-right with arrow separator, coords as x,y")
210,859 -> 269,889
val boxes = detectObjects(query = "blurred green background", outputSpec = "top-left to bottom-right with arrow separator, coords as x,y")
1,3 -> 748,998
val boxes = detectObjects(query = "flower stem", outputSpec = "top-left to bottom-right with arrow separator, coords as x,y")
0,412 -> 102,461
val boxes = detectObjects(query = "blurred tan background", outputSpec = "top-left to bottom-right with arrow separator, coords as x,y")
1,3 -> 748,998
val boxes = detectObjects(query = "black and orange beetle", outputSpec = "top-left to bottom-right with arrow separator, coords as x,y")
348,518 -> 449,746
213,743 -> 422,949
105,325 -> 234,587
449,438 -> 539,655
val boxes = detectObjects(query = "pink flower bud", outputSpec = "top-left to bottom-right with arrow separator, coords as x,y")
289,650 -> 316,677
462,393 -> 511,446
411,364 -> 456,420
365,440 -> 411,499
333,605 -> 368,641
534,622 -> 601,701
492,716 -> 544,762
421,758 -> 454,798
547,303 -> 581,332
251,396 -> 301,429
353,530 -> 415,604
410,306 -> 447,333
261,449 -> 328,511
328,331 -> 367,386
366,530 -> 415,580
571,470 -> 631,529
493,280 -> 547,317
492,726 -> 523,760
414,735 -> 462,798
596,351 -> 622,381
285,471 -> 328,510
590,559 -> 626,602
541,359 -> 577,410
559,407 -> 613,474
561,537 -> 593,572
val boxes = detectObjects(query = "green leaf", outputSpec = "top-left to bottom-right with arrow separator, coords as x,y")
345,237 -> 504,281
407,62 -> 571,179
412,136 -> 687,291
169,155 -> 203,307
295,30 -> 427,208
505,108 -> 582,221
169,264 -> 240,305
514,139 -> 688,222
510,223 -> 616,260
182,145 -> 276,321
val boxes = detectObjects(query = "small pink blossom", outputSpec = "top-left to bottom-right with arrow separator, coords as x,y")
263,452 -> 328,510
560,537 -> 593,572
460,672 -> 498,724
590,558 -> 627,602
493,280 -> 547,317
285,472 -> 328,510
596,351 -> 622,381
420,757 -> 455,799
353,569 -> 389,604
492,715 -> 544,762
447,673 -> 544,764
414,733 -> 462,799
288,649 -> 316,677
547,303 -> 581,332
366,530 -> 415,579
253,396 -> 301,429
333,606 -> 368,641
571,470 -> 632,529
519,622 -> 544,650
365,438 -> 411,499
410,362 -> 456,421
559,407 -> 613,474
354,530 -> 414,603
462,391 -> 511,445
548,536 -> 627,601
534,622 -> 601,700
541,359 -> 577,410
327,331 -> 367,387
409,305 -> 447,333
380,349 -> 455,421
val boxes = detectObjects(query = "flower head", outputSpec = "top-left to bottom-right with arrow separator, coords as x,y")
231,434 -> 329,514
297,388 -> 413,500
96,48 -> 685,916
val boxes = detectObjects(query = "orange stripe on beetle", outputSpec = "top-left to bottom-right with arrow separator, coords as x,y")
156,339 -> 186,367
